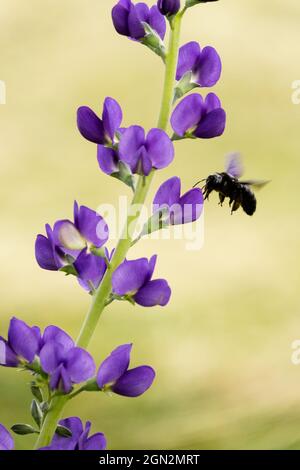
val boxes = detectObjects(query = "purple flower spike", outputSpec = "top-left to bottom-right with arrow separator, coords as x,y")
40,338 -> 96,395
0,424 -> 14,451
40,417 -> 106,451
0,317 -> 40,368
119,126 -> 174,176
97,344 -> 155,397
77,97 -> 122,145
176,41 -> 221,87
112,255 -> 171,307
112,1 -> 166,41
153,176 -> 204,225
157,0 -> 180,17
171,93 -> 226,139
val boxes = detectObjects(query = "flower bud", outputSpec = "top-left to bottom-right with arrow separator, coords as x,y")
157,0 -> 180,16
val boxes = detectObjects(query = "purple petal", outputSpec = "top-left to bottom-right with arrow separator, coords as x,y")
77,106 -> 105,144
176,41 -> 200,81
8,317 -> 39,363
153,176 -> 181,210
102,97 -> 122,142
75,205 -> 109,248
112,258 -> 150,296
135,2 -> 150,22
194,46 -> 222,87
48,417 -> 84,450
112,365 -> 155,397
146,129 -> 174,169
49,365 -> 72,394
0,423 -> 14,451
204,92 -> 221,113
112,1 -> 131,37
171,94 -> 203,136
65,347 -> 96,384
74,250 -> 107,292
53,220 -> 85,251
134,279 -> 171,307
119,125 -> 145,172
35,234 -> 60,271
194,108 -> 226,139
128,3 -> 146,39
42,326 -> 74,351
81,432 -> 107,450
139,147 -> 153,176
97,145 -> 119,175
170,188 -> 204,224
0,338 -> 19,367
40,340 -> 68,374
97,344 -> 132,388
145,254 -> 157,284
149,5 -> 166,40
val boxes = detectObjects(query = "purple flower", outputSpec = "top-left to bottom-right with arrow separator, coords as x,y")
35,224 -> 67,271
118,126 -> 174,176
0,424 -> 14,451
97,344 -> 155,397
176,41 -> 221,87
77,97 -> 122,145
171,93 -> 226,139
112,255 -> 171,307
0,317 -> 40,368
153,176 -> 204,225
40,329 -> 95,394
157,0 -> 180,16
112,1 -> 166,41
40,417 -> 106,450
74,249 -> 107,292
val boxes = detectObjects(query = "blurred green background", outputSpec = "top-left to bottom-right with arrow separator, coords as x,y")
1,0 -> 300,450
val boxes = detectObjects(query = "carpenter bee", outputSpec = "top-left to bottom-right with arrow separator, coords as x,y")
194,153 -> 268,216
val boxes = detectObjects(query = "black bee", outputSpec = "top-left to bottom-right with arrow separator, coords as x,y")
194,154 -> 268,216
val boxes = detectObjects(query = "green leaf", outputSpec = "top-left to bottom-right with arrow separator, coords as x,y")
83,378 -> 100,392
111,161 -> 136,191
31,399 -> 43,428
55,425 -> 73,438
173,71 -> 199,103
30,383 -> 43,402
11,424 -> 38,435
59,264 -> 78,277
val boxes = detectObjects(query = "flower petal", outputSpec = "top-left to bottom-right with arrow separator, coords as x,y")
146,129 -> 174,169
149,5 -> 166,40
65,347 -> 96,384
75,205 -> 109,248
74,250 -> 107,292
204,92 -> 221,113
48,417 -> 83,450
171,188 -> 204,225
153,176 -> 181,209
134,279 -> 171,307
112,1 -> 131,37
49,365 -> 72,394
171,94 -> 203,136
194,108 -> 226,139
40,340 -> 68,374
128,3 -> 146,39
194,46 -> 222,87
42,326 -> 74,351
97,344 -> 132,388
0,423 -> 14,451
81,432 -> 107,450
0,338 -> 19,367
77,106 -> 105,144
176,41 -> 200,81
119,125 -> 145,172
53,220 -> 86,251
112,258 -> 150,296
112,365 -> 155,397
35,234 -> 59,271
97,145 -> 119,175
102,97 -> 123,142
8,317 -> 39,363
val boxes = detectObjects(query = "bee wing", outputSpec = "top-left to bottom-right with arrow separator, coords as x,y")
240,179 -> 270,190
225,153 -> 244,178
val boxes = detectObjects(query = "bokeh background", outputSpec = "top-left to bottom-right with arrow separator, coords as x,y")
1,0 -> 300,450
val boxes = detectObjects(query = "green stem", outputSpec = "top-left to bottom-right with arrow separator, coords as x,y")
33,11 -> 184,450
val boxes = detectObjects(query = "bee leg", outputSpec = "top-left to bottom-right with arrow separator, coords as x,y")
219,193 -> 225,206
231,199 -> 240,214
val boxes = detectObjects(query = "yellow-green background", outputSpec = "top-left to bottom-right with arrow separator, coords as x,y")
1,0 -> 300,450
